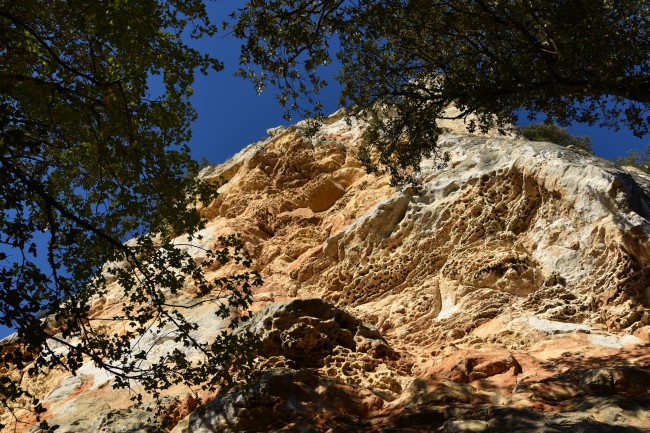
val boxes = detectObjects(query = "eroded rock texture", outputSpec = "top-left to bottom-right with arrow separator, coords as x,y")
3,110 -> 650,432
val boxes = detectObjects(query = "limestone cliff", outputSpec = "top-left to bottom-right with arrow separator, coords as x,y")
3,110 -> 650,432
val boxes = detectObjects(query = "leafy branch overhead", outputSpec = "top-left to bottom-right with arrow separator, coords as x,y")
1,1 -> 260,430
234,0 -> 649,182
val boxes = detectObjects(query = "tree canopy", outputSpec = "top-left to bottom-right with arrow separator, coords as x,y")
233,0 -> 650,182
0,0 -> 260,429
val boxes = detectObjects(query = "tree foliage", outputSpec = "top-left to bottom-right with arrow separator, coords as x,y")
233,0 -> 650,183
0,0 -> 260,429
518,123 -> 592,152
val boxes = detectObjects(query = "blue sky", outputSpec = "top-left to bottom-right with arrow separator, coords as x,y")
184,1 -> 342,165
188,56 -> 648,164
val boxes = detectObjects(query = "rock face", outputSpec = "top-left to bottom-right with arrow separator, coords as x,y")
245,298 -> 397,367
3,110 -> 650,432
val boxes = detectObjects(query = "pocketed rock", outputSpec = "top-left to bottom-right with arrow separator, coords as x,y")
244,298 -> 397,368
169,369 -> 381,433
4,109 -> 650,433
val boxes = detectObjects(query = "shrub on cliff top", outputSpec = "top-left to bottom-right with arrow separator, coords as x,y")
615,144 -> 650,173
518,123 -> 593,153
